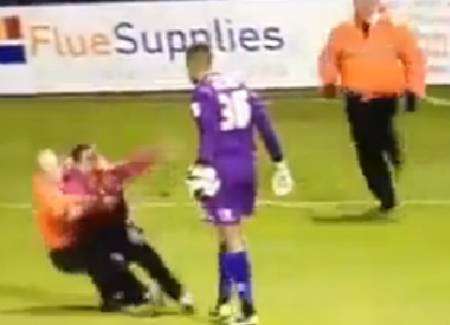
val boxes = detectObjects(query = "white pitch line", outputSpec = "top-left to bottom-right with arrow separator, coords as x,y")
425,96 -> 450,107
309,96 -> 450,107
310,98 -> 340,103
140,202 -> 179,208
3,200 -> 450,211
0,203 -> 32,209
260,199 -> 450,207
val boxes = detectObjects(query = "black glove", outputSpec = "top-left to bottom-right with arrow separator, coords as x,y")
322,84 -> 337,99
405,91 -> 417,112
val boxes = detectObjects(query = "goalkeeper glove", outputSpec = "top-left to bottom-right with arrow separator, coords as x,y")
271,161 -> 294,197
186,164 -> 221,201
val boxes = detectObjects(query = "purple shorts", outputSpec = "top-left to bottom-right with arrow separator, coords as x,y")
202,156 -> 256,226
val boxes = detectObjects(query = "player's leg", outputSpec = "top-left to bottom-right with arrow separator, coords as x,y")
209,230 -> 234,320
380,98 -> 403,177
48,246 -> 126,310
346,97 -> 381,199
86,243 -> 127,310
368,99 -> 397,211
218,223 -> 258,324
122,223 -> 194,313
49,247 -> 87,274
346,95 -> 395,211
356,145 -> 395,210
208,157 -> 257,323
218,239 -> 233,305
86,232 -> 150,311
100,267 -> 150,311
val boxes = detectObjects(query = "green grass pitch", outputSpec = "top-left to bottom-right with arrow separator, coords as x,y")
0,87 -> 449,324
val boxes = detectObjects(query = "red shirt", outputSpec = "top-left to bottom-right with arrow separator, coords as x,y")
62,159 -> 152,235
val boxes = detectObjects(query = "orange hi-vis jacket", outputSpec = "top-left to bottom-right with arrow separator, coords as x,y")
32,172 -> 84,250
319,14 -> 426,99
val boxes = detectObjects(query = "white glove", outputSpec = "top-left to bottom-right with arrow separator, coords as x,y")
271,161 -> 294,196
186,164 -> 221,200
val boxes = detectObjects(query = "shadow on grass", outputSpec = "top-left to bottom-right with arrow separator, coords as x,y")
0,304 -> 184,318
0,304 -> 100,317
2,305 -> 209,323
0,283 -> 91,302
311,208 -> 398,225
0,283 -> 98,317
0,284 -> 207,322
126,305 -> 212,324
126,306 -> 181,318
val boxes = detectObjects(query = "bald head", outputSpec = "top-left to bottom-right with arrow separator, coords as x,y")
354,0 -> 380,20
37,149 -> 61,181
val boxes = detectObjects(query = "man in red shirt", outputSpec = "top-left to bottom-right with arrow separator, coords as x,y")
33,149 -> 144,311
63,144 -> 194,313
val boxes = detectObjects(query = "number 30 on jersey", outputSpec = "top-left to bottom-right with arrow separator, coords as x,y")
218,90 -> 251,131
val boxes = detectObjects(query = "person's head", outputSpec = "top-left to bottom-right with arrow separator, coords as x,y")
354,0 -> 380,21
185,43 -> 213,84
70,144 -> 97,172
37,149 -> 61,182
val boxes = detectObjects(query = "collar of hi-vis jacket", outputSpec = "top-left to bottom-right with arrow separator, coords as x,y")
353,7 -> 385,29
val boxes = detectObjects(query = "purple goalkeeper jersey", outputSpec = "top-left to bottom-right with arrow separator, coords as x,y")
190,72 -> 283,164
190,72 -> 283,224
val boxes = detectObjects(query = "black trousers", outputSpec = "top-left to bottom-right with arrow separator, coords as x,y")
345,95 -> 401,208
50,243 -> 146,305
93,224 -> 183,302
50,222 -> 183,303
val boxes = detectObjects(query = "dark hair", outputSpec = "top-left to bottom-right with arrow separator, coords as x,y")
186,43 -> 212,64
70,144 -> 93,163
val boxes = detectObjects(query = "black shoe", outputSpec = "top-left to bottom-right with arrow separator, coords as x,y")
180,292 -> 195,315
100,298 -> 123,312
233,313 -> 259,325
100,286 -> 151,312
241,301 -> 255,318
377,202 -> 399,221
208,304 -> 220,318
380,201 -> 396,213
380,193 -> 397,212
209,303 -> 233,321
181,304 -> 195,315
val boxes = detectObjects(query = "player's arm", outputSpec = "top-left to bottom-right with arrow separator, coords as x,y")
396,24 -> 426,112
186,86 -> 221,200
251,92 -> 283,162
113,149 -> 156,183
191,86 -> 219,165
251,92 -> 293,196
318,27 -> 341,98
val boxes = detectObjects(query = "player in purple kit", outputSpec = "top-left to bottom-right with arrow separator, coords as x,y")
185,44 -> 293,325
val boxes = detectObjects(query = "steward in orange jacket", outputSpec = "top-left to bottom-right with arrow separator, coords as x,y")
318,0 -> 426,213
